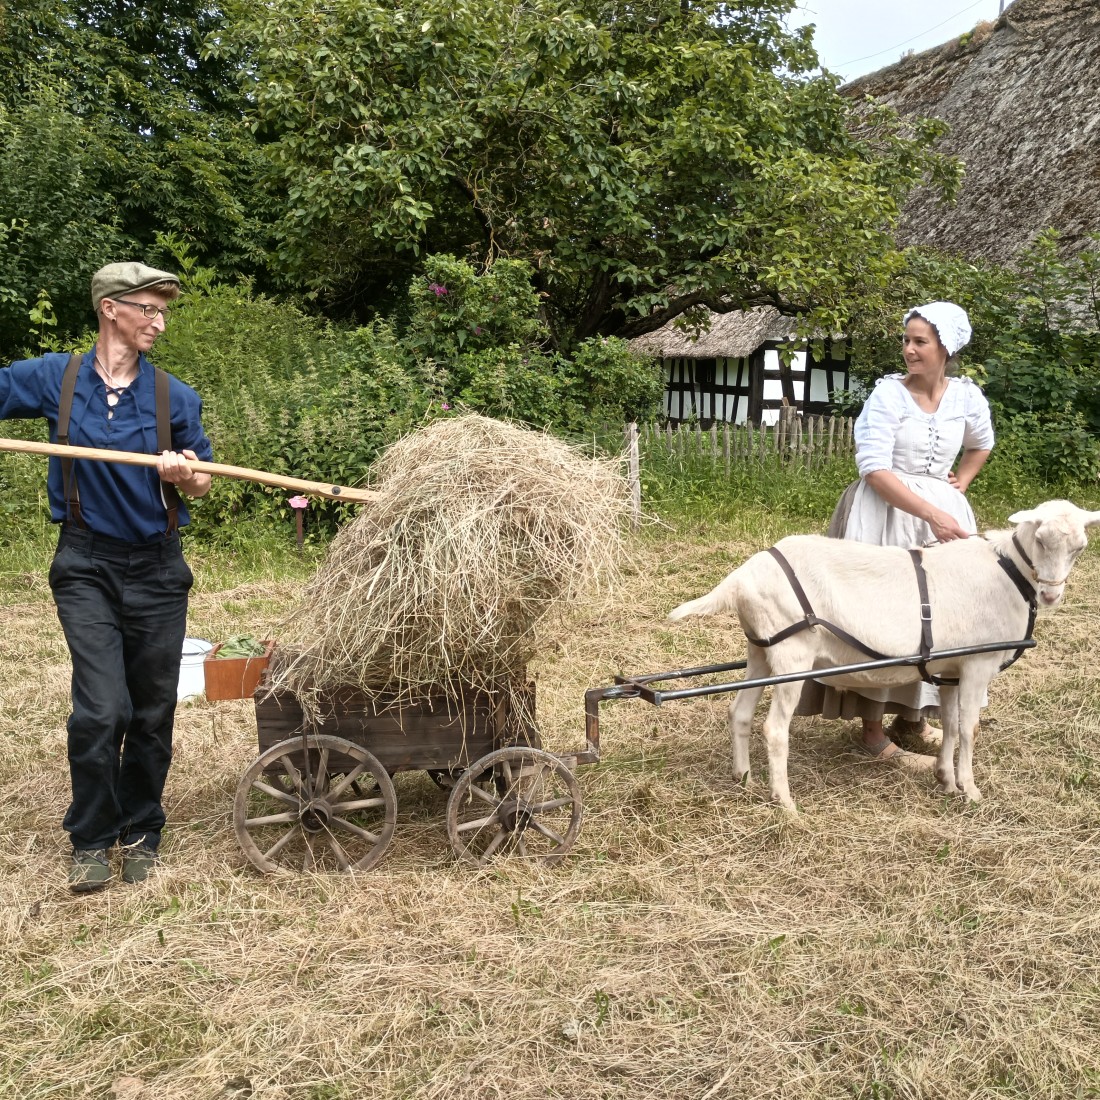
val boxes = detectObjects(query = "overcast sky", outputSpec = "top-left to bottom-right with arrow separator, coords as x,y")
787,0 -> 1013,82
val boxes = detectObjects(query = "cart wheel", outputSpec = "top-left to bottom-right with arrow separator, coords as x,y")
445,747 -> 582,868
234,734 -> 397,873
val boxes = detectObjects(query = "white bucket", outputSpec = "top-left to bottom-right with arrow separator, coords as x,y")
178,637 -> 213,702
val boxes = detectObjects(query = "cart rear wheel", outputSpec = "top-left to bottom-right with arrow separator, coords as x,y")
234,734 -> 397,873
445,747 -> 582,868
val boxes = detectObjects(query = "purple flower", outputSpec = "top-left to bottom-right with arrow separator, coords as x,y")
473,326 -> 483,335
441,402 -> 451,410
428,282 -> 448,297
288,495 -> 309,510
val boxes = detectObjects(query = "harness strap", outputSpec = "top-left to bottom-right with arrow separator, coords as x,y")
748,544 -> 1036,684
55,353 -> 179,534
57,353 -> 85,528
996,554 -> 1038,672
744,547 -> 893,661
909,548 -> 958,686
156,367 -> 181,535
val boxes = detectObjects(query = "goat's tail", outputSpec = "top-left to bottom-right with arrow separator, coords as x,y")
667,571 -> 741,621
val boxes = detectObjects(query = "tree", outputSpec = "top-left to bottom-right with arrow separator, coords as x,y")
224,0 -> 960,347
0,84 -> 127,355
0,0 -> 267,296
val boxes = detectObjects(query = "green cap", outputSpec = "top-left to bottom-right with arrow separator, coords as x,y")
91,262 -> 181,311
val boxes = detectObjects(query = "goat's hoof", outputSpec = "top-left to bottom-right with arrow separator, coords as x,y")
961,785 -> 983,803
733,770 -> 751,788
936,779 -> 960,797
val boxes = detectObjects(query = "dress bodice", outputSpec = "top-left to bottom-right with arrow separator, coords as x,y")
854,375 -> 994,480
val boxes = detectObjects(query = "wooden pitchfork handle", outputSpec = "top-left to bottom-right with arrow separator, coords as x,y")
0,437 -> 379,504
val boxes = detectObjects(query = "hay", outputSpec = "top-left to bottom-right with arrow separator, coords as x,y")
268,414 -> 631,707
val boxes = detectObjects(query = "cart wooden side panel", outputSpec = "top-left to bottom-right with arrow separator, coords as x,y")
253,680 -> 536,773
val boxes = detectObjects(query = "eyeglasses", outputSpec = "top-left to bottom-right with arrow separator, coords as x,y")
114,298 -> 174,320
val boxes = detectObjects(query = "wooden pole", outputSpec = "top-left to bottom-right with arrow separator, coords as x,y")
626,422 -> 642,530
0,437 -> 379,503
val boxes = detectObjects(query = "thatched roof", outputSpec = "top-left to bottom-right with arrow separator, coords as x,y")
626,306 -> 801,359
845,0 -> 1100,265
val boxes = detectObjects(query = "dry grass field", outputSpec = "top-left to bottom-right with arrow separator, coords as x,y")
1,516 -> 1099,1100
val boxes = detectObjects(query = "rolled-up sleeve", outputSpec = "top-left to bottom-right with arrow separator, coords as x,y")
0,358 -> 51,420
854,379 -> 904,477
961,379 -> 995,451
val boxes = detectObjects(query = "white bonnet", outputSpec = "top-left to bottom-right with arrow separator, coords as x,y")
903,301 -> 972,357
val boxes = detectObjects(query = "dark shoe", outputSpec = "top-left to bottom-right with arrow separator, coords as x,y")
120,843 -> 158,884
69,849 -> 112,893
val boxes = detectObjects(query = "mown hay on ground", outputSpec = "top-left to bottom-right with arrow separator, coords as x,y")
269,414 -> 632,708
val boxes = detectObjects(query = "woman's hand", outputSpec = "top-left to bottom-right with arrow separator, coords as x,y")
927,509 -> 970,542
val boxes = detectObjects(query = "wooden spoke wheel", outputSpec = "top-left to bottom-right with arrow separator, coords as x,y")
234,734 -> 397,873
445,747 -> 582,868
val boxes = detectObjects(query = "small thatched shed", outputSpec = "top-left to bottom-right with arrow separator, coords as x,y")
627,307 -> 850,426
845,0 -> 1100,266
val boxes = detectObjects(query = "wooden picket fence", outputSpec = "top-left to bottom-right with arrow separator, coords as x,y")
636,410 -> 855,470
619,411 -> 855,528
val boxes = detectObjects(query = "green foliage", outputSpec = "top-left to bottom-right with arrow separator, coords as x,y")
404,255 -> 663,430
558,336 -> 665,432
222,0 -> 959,346
0,0 -> 269,352
845,231 -> 1100,485
151,258 -> 428,542
406,255 -> 548,361
638,442 -> 857,530
213,634 -> 267,658
0,84 -> 127,356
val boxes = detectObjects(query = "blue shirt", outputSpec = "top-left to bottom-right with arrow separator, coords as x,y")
0,348 -> 213,542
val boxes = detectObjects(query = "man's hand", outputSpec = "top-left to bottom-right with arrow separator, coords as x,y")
156,450 -> 212,497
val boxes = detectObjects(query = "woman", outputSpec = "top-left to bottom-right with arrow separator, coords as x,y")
799,301 -> 994,765
0,262 -> 212,892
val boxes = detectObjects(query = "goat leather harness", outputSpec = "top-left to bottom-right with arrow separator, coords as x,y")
744,540 -> 1038,685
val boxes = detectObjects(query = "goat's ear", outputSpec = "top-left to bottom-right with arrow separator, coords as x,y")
1083,510 -> 1100,530
1008,508 -> 1039,525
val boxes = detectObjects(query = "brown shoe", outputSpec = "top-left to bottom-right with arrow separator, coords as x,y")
856,737 -> 936,772
889,715 -> 942,749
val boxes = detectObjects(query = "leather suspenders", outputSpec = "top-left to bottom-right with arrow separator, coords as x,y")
57,352 -> 181,534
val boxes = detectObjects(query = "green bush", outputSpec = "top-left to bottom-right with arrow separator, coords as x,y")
0,83 -> 127,357
153,264 -> 427,541
846,232 -> 1100,485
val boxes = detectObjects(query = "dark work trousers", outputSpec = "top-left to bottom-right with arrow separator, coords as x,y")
48,525 -> 193,853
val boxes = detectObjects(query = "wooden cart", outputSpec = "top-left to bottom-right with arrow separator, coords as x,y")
233,668 -> 600,874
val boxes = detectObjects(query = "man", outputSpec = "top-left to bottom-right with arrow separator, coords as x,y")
0,262 -> 213,891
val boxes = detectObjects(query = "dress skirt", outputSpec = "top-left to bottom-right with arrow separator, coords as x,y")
795,473 -> 980,724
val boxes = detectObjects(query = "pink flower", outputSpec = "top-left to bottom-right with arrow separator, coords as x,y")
428,282 -> 448,297
288,495 -> 309,509
441,402 -> 451,410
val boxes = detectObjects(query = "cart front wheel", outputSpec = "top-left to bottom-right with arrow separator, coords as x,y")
445,748 -> 582,868
234,734 -> 397,873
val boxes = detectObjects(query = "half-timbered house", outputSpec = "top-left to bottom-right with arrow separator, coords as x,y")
628,307 -> 851,427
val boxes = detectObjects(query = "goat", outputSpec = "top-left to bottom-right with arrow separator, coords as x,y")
668,500 -> 1100,812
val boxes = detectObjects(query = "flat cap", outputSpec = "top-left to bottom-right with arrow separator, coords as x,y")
91,262 -> 181,311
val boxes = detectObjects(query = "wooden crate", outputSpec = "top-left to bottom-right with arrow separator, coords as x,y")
204,640 -> 275,701
253,677 -> 536,774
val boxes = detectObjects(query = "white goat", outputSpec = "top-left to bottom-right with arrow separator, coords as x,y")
668,500 -> 1100,811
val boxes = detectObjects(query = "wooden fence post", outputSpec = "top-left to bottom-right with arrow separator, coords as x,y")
625,421 -> 641,529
